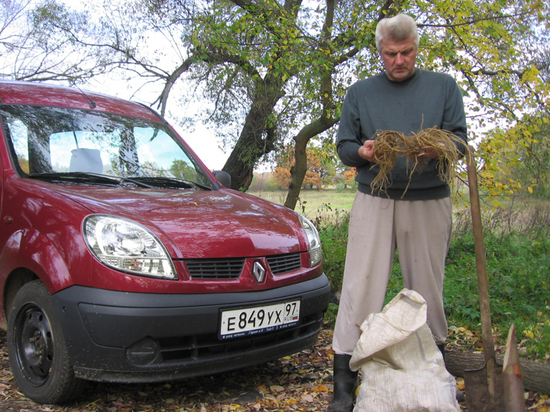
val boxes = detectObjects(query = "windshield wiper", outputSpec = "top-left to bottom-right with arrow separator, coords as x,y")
28,172 -> 120,185
27,172 -> 211,190
27,172 -> 154,188
127,176 -> 212,190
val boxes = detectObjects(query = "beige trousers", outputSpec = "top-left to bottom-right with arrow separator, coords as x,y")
332,192 -> 452,355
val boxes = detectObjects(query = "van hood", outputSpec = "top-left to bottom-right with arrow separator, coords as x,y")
55,186 -> 306,259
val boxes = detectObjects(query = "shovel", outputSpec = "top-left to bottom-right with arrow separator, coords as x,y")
463,145 -> 504,412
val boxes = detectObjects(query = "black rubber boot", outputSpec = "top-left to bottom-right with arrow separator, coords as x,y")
327,354 -> 358,412
437,343 -> 446,361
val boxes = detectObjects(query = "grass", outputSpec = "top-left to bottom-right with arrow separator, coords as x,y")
251,189 -> 550,362
442,232 -> 550,360
248,189 -> 356,221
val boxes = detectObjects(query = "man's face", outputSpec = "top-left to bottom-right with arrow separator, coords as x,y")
379,37 -> 417,82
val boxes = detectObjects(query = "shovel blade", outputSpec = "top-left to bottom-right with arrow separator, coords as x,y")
503,324 -> 526,412
464,361 -> 504,412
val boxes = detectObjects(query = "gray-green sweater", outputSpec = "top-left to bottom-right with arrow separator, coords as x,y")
337,68 -> 467,200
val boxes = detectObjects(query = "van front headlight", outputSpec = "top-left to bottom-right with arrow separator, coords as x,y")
299,214 -> 322,267
84,214 -> 176,279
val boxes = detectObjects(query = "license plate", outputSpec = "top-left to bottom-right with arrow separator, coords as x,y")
219,300 -> 300,340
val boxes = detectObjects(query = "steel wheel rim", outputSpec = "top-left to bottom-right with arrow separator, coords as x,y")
15,304 -> 54,386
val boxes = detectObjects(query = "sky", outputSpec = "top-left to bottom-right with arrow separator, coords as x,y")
174,123 -> 230,172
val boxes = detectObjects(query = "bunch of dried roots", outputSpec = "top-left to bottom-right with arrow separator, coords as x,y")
370,127 -> 468,196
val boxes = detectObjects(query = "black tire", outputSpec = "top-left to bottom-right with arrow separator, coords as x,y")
7,280 -> 84,404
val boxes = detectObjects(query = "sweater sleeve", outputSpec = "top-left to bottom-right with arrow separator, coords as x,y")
443,79 -> 468,155
336,85 -> 371,168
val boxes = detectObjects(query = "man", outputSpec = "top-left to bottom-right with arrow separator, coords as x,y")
328,14 -> 467,412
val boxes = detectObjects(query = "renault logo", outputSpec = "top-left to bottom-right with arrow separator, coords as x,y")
252,261 -> 266,283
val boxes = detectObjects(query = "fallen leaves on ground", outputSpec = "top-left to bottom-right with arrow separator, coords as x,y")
1,329 -> 335,412
0,328 -> 547,411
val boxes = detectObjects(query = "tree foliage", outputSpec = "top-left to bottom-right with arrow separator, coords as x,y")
478,113 -> 550,203
522,117 -> 550,198
2,0 -> 549,208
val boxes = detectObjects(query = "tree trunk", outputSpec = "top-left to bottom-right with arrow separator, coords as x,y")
222,0 -> 305,192
284,0 -> 338,210
222,108 -> 275,190
445,350 -> 550,395
222,85 -> 283,191
284,117 -> 338,210
285,134 -> 308,211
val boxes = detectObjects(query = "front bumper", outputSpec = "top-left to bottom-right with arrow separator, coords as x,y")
51,274 -> 330,383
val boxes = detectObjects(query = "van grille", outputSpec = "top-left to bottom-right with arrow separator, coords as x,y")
185,253 -> 302,279
185,258 -> 245,279
266,253 -> 301,275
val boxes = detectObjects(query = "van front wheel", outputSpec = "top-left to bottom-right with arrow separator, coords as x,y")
7,280 -> 83,404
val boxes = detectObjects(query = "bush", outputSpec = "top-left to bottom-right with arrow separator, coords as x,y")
444,233 -> 550,360
316,209 -> 349,293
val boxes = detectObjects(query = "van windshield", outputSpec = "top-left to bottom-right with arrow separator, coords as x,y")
1,105 -> 213,189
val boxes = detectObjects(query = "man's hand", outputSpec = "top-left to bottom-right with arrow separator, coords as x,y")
358,140 -> 376,162
421,142 -> 445,159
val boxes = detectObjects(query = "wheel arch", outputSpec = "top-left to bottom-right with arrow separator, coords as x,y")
1,228 -> 73,329
1,268 -> 39,329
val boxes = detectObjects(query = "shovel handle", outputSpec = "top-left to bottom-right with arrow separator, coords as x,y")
466,146 -> 495,362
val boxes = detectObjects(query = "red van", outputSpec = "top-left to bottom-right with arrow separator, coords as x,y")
0,81 -> 330,404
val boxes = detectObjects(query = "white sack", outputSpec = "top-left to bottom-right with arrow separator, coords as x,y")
350,288 -> 460,412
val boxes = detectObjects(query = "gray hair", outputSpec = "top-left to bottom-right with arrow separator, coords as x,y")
375,14 -> 419,52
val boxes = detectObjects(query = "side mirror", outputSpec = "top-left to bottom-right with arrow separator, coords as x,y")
212,170 -> 231,187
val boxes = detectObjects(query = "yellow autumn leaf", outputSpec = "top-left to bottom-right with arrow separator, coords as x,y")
312,384 -> 330,392
457,327 -> 474,336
